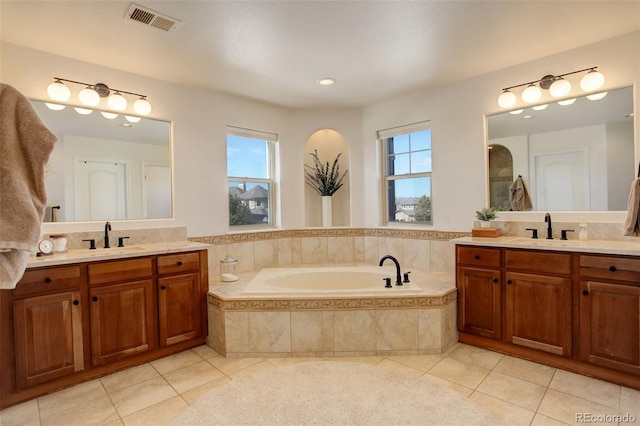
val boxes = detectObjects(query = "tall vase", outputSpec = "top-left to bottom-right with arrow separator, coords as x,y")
322,196 -> 332,227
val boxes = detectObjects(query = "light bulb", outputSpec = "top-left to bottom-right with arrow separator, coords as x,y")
587,92 -> 608,101
47,80 -> 71,102
125,115 -> 141,123
532,104 -> 548,111
133,97 -> 151,115
498,90 -> 516,108
549,78 -> 571,98
108,92 -> 127,111
79,87 -> 100,106
509,109 -> 524,115
521,84 -> 542,103
45,103 -> 66,111
558,98 -> 576,106
580,70 -> 605,92
101,112 -> 118,119
74,107 -> 93,115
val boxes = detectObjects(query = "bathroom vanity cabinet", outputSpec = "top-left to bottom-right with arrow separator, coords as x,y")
579,254 -> 640,375
0,248 -> 209,408
455,241 -> 640,390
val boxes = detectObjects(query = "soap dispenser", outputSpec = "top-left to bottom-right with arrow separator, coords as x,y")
578,218 -> 588,240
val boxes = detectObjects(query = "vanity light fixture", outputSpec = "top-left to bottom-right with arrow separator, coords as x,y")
586,92 -> 608,101
74,107 -> 93,115
45,103 -> 66,111
101,111 -> 119,119
46,77 -> 152,115
125,115 -> 142,123
531,104 -> 548,111
497,67 -> 605,109
557,98 -> 576,106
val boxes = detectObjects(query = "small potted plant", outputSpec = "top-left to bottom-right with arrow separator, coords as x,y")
304,150 -> 348,227
475,207 -> 499,228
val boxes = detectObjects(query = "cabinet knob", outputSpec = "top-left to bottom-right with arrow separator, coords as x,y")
161,285 -> 167,290
609,266 -> 617,272
474,255 -> 480,260
73,300 -> 79,305
44,277 -> 52,284
177,261 -> 183,266
582,290 -> 589,296
507,280 -> 512,285
92,296 -> 98,302
493,278 -> 499,283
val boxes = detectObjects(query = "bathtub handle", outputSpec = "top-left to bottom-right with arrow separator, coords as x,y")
403,271 -> 411,283
383,277 -> 392,288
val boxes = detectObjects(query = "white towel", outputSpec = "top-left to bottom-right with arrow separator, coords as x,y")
622,178 -> 640,236
0,84 -> 58,288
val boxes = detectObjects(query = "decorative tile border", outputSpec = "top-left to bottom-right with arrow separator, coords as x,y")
207,289 -> 457,311
190,228 -> 470,245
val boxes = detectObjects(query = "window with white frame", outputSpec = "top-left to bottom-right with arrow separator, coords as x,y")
379,122 -> 432,225
226,126 -> 277,228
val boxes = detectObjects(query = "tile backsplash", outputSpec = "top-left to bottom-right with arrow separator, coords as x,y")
43,226 -> 188,251
191,228 -> 469,276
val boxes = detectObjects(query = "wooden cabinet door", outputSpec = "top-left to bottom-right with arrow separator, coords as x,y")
13,291 -> 84,389
89,280 -> 156,366
457,267 -> 502,339
158,273 -> 202,346
505,272 -> 572,356
580,280 -> 640,374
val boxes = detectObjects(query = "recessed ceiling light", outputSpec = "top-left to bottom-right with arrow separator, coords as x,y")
521,115 -> 534,120
317,77 -> 336,86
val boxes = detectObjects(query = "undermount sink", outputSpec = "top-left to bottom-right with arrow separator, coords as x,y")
79,246 -> 147,256
509,238 -> 582,247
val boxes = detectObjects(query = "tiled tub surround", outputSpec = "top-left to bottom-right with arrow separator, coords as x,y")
190,228 -> 469,278
208,266 -> 458,358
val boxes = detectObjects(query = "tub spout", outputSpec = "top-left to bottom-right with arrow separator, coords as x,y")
379,255 -> 403,286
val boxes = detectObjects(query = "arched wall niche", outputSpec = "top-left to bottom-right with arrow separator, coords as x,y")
303,129 -> 351,227
488,144 -> 514,210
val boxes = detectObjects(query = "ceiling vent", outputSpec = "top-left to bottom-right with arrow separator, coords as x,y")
125,3 -> 180,32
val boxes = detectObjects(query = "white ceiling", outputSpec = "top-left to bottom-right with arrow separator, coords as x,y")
1,1 -> 639,109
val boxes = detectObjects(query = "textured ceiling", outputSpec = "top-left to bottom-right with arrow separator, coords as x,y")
1,1 -> 639,109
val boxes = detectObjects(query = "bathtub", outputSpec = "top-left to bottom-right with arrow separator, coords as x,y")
241,265 -> 424,295
208,264 -> 457,357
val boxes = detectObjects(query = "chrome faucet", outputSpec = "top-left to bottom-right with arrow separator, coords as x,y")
544,213 -> 553,239
379,255 -> 402,286
104,221 -> 112,248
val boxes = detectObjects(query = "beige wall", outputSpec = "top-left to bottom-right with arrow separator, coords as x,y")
2,31 -> 638,238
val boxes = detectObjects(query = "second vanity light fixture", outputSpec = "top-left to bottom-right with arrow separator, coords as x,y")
46,77 -> 152,115
497,67 -> 605,109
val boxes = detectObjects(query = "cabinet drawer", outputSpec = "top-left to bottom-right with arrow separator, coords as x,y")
88,257 -> 153,286
157,252 -> 200,275
580,255 -> 640,283
505,250 -> 571,275
457,246 -> 501,268
14,265 -> 83,298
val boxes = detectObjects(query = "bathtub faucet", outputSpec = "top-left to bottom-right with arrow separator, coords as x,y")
379,255 -> 403,286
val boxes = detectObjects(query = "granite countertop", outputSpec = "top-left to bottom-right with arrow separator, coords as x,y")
453,236 -> 640,256
27,241 -> 212,268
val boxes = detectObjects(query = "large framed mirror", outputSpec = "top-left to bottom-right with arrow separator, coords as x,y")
32,100 -> 173,222
487,86 -> 634,212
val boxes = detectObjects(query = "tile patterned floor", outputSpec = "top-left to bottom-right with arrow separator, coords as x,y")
1,343 -> 639,426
